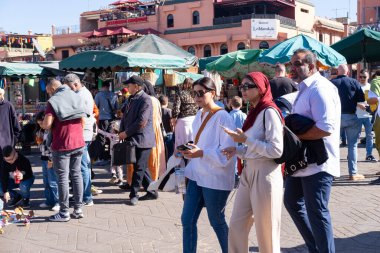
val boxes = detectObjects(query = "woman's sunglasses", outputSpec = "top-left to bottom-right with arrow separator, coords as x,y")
239,83 -> 257,91
191,90 -> 211,97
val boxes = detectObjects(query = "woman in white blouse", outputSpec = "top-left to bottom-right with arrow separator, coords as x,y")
223,72 -> 284,253
179,77 -> 236,253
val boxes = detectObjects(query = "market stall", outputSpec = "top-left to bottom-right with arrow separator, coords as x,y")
205,49 -> 273,105
114,34 -> 198,66
0,62 -> 53,116
259,34 -> 346,68
331,28 -> 380,65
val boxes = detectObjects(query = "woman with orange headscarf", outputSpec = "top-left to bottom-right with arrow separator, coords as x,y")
222,72 -> 284,253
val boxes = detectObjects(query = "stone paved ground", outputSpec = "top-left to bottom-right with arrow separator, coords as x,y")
1,141 -> 380,253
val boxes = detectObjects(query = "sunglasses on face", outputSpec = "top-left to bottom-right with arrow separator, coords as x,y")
292,61 -> 305,67
191,90 -> 211,98
239,83 -> 257,91
359,76 -> 367,79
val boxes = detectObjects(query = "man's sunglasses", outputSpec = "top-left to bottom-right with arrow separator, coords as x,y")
191,90 -> 212,97
239,83 -> 257,91
359,76 -> 367,79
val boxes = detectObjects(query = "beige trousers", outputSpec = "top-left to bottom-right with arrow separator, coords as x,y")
228,159 -> 283,253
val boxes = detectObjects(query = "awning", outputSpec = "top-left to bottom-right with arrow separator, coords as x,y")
0,62 -> 49,77
134,28 -> 160,35
114,34 -> 198,65
110,0 -> 140,6
59,50 -> 189,70
84,27 -> 135,38
331,28 -> 380,64
259,34 -> 346,68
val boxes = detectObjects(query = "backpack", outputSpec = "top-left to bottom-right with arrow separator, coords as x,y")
263,108 -> 307,176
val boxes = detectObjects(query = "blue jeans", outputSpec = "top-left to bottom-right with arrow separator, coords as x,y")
81,142 -> 92,203
8,176 -> 35,199
42,160 -> 59,206
341,114 -> 361,175
284,172 -> 335,253
181,180 -> 230,253
358,117 -> 374,157
164,133 -> 174,160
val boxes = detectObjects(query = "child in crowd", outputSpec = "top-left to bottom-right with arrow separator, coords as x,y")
1,145 -> 35,208
229,96 -> 247,180
97,120 -> 124,186
229,96 -> 247,129
35,111 -> 59,211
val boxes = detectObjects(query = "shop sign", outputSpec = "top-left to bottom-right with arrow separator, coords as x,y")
251,19 -> 279,40
106,16 -> 148,27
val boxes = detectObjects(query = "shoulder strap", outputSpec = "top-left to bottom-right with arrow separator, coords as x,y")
194,107 -> 223,145
263,107 -> 282,131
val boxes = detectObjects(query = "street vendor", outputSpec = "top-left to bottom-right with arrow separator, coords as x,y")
0,145 -> 34,208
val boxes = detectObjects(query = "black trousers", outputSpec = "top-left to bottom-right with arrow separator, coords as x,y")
97,119 -> 112,160
130,147 -> 153,198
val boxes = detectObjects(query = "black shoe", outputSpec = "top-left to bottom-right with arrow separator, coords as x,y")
366,155 -> 377,162
18,198 -> 30,208
7,194 -> 22,208
139,191 -> 158,201
128,197 -> 139,206
119,183 -> 132,190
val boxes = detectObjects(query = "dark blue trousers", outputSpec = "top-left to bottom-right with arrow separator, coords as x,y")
284,172 -> 335,253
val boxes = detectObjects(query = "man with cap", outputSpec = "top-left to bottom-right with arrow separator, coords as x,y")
119,75 -> 157,206
94,80 -> 118,164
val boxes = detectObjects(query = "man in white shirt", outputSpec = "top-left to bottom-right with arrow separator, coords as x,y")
357,69 -> 376,162
284,49 -> 341,253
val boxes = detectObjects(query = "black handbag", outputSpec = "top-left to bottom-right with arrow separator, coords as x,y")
113,141 -> 136,165
263,108 -> 307,176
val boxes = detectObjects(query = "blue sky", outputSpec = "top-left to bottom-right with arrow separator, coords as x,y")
0,0 -> 357,34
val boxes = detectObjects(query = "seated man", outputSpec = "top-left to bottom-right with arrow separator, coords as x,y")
1,145 -> 35,208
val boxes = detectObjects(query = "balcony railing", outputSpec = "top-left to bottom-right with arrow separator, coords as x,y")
355,22 -> 380,33
213,14 -> 296,27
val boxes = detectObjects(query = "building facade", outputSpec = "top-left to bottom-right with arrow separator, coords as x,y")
52,0 -> 347,60
0,32 -> 53,62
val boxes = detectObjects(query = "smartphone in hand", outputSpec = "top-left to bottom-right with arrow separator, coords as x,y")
177,144 -> 194,151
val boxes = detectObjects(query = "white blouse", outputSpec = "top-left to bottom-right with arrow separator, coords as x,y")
184,109 -> 237,191
237,108 -> 283,161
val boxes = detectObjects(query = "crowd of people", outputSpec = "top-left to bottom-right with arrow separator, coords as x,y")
0,48 -> 379,252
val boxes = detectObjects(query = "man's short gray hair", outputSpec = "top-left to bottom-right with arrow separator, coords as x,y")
63,73 -> 81,84
293,48 -> 317,65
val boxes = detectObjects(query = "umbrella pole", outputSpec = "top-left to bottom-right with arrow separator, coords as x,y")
21,78 -> 25,116
362,38 -> 367,69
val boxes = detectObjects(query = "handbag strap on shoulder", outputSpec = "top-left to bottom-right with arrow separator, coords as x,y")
194,107 -> 223,145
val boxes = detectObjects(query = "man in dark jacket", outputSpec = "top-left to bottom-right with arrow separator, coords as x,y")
331,64 -> 365,181
0,88 -> 21,177
269,63 -> 298,99
119,76 -> 156,206
0,88 -> 21,148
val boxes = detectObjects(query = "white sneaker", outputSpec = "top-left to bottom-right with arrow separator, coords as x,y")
39,203 -> 50,208
84,201 -> 94,207
51,204 -> 60,211
49,212 -> 70,222
72,209 -> 84,219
